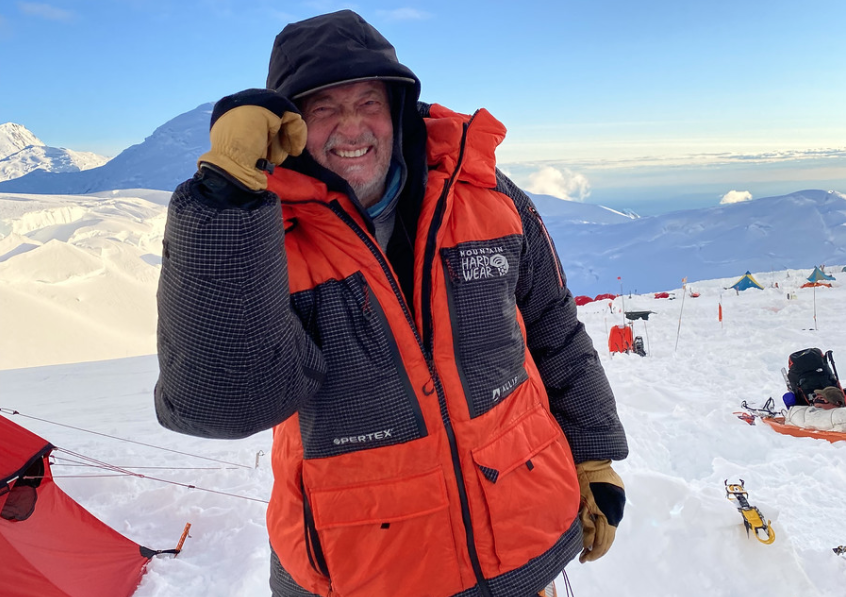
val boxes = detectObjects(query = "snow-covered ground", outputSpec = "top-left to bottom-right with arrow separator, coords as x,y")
0,190 -> 168,370
2,270 -> 845,596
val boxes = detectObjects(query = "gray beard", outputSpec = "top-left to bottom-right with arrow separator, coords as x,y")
352,176 -> 387,208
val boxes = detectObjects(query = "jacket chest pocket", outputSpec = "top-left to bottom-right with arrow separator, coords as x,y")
291,272 -> 427,459
441,235 -> 528,418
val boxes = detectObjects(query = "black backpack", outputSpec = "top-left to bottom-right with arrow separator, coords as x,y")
786,348 -> 841,406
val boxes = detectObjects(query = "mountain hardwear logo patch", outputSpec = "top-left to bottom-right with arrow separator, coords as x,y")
459,246 -> 509,281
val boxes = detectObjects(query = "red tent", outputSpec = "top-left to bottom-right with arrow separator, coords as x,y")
594,293 -> 616,302
1,415 -> 153,597
574,295 -> 595,306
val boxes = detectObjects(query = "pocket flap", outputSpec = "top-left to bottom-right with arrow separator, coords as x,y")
471,405 -> 562,481
310,468 -> 449,530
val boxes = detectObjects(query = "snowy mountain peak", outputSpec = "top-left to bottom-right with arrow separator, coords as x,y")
0,103 -> 213,194
0,122 -> 45,159
0,122 -> 111,184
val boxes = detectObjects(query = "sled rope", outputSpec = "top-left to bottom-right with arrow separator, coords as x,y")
0,407 -> 252,469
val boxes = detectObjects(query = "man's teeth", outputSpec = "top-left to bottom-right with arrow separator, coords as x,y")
335,148 -> 369,158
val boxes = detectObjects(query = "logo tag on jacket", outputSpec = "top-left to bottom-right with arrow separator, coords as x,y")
333,429 -> 393,445
458,246 -> 509,281
492,374 -> 522,402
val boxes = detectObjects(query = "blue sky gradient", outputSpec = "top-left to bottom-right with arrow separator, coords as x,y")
1,0 -> 844,212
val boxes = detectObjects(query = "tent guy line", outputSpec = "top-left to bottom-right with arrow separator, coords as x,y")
51,446 -> 271,504
0,407 -> 252,469
0,411 -> 271,505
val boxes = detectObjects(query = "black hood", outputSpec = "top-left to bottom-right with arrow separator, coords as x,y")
273,11 -> 428,225
267,10 -> 421,102
271,11 -> 428,304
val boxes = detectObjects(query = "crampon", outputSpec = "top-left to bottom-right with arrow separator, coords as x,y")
725,479 -> 776,545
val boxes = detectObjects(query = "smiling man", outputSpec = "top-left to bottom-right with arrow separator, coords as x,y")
301,81 -> 394,207
155,10 -> 627,597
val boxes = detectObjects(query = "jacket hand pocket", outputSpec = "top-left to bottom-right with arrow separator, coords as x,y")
471,404 -> 580,571
308,468 -> 463,597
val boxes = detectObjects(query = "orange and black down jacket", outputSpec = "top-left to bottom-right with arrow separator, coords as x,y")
156,103 -> 627,597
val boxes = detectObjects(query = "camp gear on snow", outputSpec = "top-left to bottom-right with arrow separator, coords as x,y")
784,405 -> 846,432
806,266 -> 835,284
734,398 -> 846,443
739,398 -> 778,418
815,386 -> 846,407
800,268 -> 835,328
576,460 -> 625,563
608,324 -> 633,353
834,545 -> 846,556
729,271 -> 763,292
624,310 -> 654,321
786,348 -> 842,406
725,480 -> 775,545
761,415 -> 846,443
623,312 -> 653,356
782,392 -> 796,408
197,90 -> 307,191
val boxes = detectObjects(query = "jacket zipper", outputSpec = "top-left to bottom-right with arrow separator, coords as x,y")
326,113 -> 493,596
419,114 -> 493,597
527,204 -> 564,288
327,203 -> 424,353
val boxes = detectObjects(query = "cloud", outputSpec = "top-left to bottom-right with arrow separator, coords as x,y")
375,8 -> 431,21
18,2 -> 74,21
526,166 -> 591,202
720,190 -> 753,204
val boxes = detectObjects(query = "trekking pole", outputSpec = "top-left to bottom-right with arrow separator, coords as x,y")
674,277 -> 687,352
827,351 -> 841,384
618,276 -> 626,324
813,284 -> 818,331
644,320 -> 652,357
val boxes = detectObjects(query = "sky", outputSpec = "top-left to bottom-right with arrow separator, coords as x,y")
3,254 -> 846,595
1,0 -> 845,213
